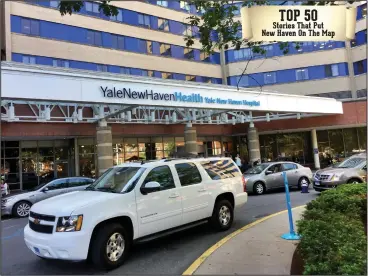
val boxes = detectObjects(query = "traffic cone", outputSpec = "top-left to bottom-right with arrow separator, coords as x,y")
301,179 -> 309,193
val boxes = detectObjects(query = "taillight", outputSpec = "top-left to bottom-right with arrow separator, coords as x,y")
242,176 -> 247,192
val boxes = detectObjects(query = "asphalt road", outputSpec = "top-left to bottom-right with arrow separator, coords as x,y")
1,188 -> 319,275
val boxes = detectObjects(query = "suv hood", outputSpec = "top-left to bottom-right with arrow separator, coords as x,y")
316,167 -> 357,175
31,190 -> 120,216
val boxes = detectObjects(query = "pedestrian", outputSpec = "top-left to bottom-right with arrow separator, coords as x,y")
235,154 -> 242,167
1,176 -> 10,196
241,160 -> 250,173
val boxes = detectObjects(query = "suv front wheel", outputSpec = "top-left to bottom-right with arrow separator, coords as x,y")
90,223 -> 131,270
210,199 -> 234,231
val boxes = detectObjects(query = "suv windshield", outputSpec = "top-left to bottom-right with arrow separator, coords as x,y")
245,164 -> 269,174
86,167 -> 145,193
336,157 -> 366,169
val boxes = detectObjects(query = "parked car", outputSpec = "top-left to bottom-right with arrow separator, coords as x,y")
243,161 -> 313,195
23,157 -> 248,270
1,177 -> 95,218
313,153 -> 367,192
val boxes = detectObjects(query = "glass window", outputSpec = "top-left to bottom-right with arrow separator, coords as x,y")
264,72 -> 276,84
50,0 -> 59,8
325,64 -> 339,77
175,163 -> 202,186
53,59 -> 69,68
282,163 -> 297,171
111,35 -> 124,50
97,65 -> 108,72
157,1 -> 168,7
46,179 -> 68,190
200,51 -> 210,62
180,1 -> 190,11
87,31 -> 102,46
159,43 -> 171,56
30,19 -> 40,36
184,48 -> 194,60
120,67 -> 131,74
356,61 -> 365,74
68,178 -> 86,188
236,76 -> 249,87
143,165 -> 175,191
21,19 -> 31,34
86,2 -> 99,13
362,4 -> 367,18
182,25 -> 192,36
138,14 -> 150,28
245,163 -> 269,174
22,56 -> 36,64
185,75 -> 196,82
276,133 -> 305,163
200,159 -> 240,180
343,128 -> 360,157
328,129 -> 345,162
295,68 -> 309,80
110,10 -> 123,22
267,164 -> 282,173
357,127 -> 367,152
158,18 -> 170,31
162,72 -> 172,79
146,41 -> 153,54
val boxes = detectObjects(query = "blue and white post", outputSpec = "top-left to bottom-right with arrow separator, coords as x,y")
281,171 -> 300,240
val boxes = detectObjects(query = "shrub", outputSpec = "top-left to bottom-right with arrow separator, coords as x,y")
297,183 -> 367,275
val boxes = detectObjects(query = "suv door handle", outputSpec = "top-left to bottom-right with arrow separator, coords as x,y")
198,188 -> 207,192
169,193 -> 180,198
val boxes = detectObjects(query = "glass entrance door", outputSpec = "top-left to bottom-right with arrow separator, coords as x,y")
55,161 -> 69,178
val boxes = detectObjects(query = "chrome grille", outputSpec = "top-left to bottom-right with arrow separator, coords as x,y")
29,211 -> 56,222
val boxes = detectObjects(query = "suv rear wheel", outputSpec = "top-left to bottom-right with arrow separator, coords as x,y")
90,223 -> 131,270
210,199 -> 234,231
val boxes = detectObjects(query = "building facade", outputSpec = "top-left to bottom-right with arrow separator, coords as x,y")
0,0 -> 367,191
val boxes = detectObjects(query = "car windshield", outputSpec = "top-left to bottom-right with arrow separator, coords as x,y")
245,163 -> 269,174
86,166 -> 145,193
336,157 -> 366,169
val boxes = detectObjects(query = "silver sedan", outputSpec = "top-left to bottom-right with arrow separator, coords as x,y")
1,177 -> 94,218
243,162 -> 313,195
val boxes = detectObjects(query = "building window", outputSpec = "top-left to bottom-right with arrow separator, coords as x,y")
234,48 -> 251,61
162,72 -> 172,79
236,76 -> 249,87
295,68 -> 309,80
202,77 -> 211,83
120,67 -> 131,74
184,48 -> 194,60
180,1 -> 190,11
263,72 -> 276,84
22,55 -> 36,64
52,59 -> 69,68
87,30 -> 102,46
157,1 -> 168,7
145,40 -> 153,54
110,10 -> 123,22
158,18 -> 170,31
141,70 -> 154,77
200,51 -> 210,62
85,2 -> 100,13
185,75 -> 196,81
97,64 -> 108,72
111,35 -> 124,50
138,14 -> 151,28
356,61 -> 365,74
21,18 -> 40,36
362,5 -> 367,18
50,0 -> 59,8
182,25 -> 192,36
325,64 -> 339,77
160,43 -> 172,57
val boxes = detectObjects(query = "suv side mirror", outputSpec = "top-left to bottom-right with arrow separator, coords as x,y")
41,187 -> 49,192
265,170 -> 273,175
141,181 -> 161,195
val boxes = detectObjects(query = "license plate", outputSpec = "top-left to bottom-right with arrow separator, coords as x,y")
34,247 -> 40,254
315,181 -> 320,186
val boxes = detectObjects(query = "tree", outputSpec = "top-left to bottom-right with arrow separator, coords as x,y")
58,0 -> 355,56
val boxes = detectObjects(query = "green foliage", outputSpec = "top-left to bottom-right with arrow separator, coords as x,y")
297,183 -> 367,275
57,1 -> 354,57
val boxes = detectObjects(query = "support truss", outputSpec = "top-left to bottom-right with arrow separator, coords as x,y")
1,100 -> 320,125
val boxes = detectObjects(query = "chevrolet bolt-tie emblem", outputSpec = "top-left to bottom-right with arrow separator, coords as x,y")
34,218 -> 41,224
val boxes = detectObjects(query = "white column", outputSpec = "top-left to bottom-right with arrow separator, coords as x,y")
311,129 -> 320,169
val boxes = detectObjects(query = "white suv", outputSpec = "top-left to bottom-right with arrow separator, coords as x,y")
24,157 -> 248,270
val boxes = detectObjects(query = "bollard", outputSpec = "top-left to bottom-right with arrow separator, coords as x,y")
281,172 -> 300,240
301,178 -> 309,193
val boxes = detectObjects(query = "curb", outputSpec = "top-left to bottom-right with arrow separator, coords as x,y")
182,205 -> 306,275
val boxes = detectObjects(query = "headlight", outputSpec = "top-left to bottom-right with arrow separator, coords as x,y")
331,173 -> 343,181
56,215 -> 83,232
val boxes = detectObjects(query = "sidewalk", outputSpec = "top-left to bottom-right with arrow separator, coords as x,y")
192,207 -> 305,275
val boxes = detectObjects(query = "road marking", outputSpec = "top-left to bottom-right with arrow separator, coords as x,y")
182,205 -> 306,275
3,225 -> 17,230
1,228 -> 24,241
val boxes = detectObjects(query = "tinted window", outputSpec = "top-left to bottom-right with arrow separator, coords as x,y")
143,166 -> 175,191
282,163 -> 297,171
175,163 -> 202,186
200,159 -> 240,180
267,164 -> 282,174
68,178 -> 89,187
46,179 -> 68,190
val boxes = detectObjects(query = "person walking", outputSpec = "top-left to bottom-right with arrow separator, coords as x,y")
235,154 -> 242,167
1,176 -> 10,196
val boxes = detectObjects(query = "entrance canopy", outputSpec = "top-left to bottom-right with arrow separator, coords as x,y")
1,62 -> 343,125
